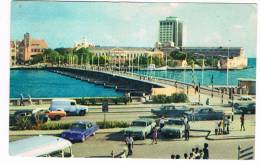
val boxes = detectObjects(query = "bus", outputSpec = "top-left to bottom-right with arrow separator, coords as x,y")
9,135 -> 73,157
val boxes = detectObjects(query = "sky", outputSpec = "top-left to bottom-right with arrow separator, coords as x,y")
11,1 -> 257,57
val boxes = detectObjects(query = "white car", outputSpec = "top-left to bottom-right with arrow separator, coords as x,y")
228,95 -> 255,108
49,99 -> 88,116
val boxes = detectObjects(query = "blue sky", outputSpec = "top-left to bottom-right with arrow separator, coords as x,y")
11,1 -> 257,57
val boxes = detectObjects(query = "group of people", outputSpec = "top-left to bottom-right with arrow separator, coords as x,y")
19,93 -> 32,106
171,143 -> 209,160
215,116 -> 231,135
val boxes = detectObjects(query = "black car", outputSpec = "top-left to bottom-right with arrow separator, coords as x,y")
237,103 -> 255,114
9,109 -> 49,126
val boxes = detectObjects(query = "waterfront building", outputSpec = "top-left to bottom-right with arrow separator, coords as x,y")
15,33 -> 48,64
74,37 -> 94,51
159,16 -> 183,47
88,46 -> 164,65
237,78 -> 256,95
10,41 -> 17,66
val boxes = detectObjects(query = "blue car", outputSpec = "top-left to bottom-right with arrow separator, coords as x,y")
61,121 -> 98,142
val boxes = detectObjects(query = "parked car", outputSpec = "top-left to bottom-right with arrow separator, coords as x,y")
161,118 -> 186,138
9,109 -> 49,126
151,105 -> 191,118
61,121 -> 98,142
236,103 -> 255,114
228,95 -> 255,108
123,119 -> 156,140
184,107 -> 231,121
9,110 -> 33,126
33,108 -> 66,120
49,99 -> 88,116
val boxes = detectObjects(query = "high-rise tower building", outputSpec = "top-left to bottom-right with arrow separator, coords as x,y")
159,16 -> 183,47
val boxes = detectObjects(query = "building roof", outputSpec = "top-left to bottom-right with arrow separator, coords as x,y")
89,46 -> 155,52
31,39 -> 48,48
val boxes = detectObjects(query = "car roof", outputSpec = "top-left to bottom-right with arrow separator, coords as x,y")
9,136 -> 72,157
72,121 -> 92,124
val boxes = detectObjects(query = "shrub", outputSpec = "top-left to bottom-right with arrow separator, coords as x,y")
96,121 -> 130,129
79,97 -> 87,105
38,122 -> 73,130
15,116 -> 33,130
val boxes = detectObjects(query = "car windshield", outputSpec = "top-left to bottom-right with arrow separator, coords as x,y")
132,121 -> 146,127
167,120 -> 184,125
70,123 -> 86,130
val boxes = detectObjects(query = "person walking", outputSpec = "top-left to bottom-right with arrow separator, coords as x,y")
152,126 -> 158,144
206,98 -> 210,105
125,134 -> 134,156
28,95 -> 32,105
184,121 -> 190,140
20,93 -> 24,106
240,113 -> 245,131
203,143 -> 209,159
159,116 -> 165,131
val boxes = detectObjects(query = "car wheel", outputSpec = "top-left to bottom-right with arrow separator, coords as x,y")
54,115 -> 61,121
79,110 -> 86,116
81,136 -> 85,142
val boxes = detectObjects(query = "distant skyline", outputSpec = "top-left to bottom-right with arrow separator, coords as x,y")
11,1 -> 257,57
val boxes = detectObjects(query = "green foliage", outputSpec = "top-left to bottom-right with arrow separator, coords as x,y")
15,116 -> 33,130
38,122 -> 73,130
96,121 -> 130,129
152,93 -> 188,103
14,120 -> 130,130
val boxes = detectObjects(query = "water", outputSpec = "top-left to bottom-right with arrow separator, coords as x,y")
135,58 -> 256,86
10,70 -> 123,98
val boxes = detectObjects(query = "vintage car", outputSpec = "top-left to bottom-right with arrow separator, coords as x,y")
228,95 -> 255,108
123,119 -> 156,140
236,103 -> 255,114
161,118 -> 186,138
49,99 -> 88,116
9,109 -> 49,126
33,108 -> 66,120
184,107 -> 230,121
151,105 -> 191,118
61,121 -> 98,142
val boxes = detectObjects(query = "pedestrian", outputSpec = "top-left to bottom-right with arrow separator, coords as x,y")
183,115 -> 188,125
176,154 -> 180,159
224,116 -> 230,134
159,116 -> 165,131
189,153 -> 194,159
226,116 -> 230,134
203,143 -> 209,159
152,126 -> 158,144
219,120 -> 224,134
199,149 -> 204,159
191,108 -> 195,121
28,94 -> 32,105
195,147 -> 200,158
171,154 -> 175,159
206,98 -> 210,105
20,93 -> 24,106
191,148 -> 196,157
184,121 -> 190,140
125,134 -> 134,156
240,113 -> 245,131
215,121 -> 219,135
184,153 -> 188,159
